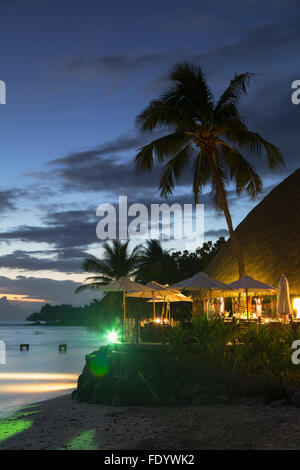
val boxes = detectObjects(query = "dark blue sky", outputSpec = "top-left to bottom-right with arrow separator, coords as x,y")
0,0 -> 299,314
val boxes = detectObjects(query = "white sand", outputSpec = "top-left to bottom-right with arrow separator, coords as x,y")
0,394 -> 300,450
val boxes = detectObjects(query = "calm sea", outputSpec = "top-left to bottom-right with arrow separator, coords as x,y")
0,323 -> 104,418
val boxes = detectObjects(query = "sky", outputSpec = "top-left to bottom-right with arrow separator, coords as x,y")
0,0 -> 299,317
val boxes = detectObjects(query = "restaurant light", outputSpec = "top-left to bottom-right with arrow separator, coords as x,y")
293,298 -> 300,318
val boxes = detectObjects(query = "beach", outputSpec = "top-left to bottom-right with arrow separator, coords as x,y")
1,394 -> 300,450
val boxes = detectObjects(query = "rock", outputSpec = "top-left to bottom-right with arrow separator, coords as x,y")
292,391 -> 300,408
208,384 -> 229,397
167,395 -> 180,406
262,384 -> 286,404
178,383 -> 202,399
191,393 -> 209,406
269,399 -> 290,407
111,395 -> 122,406
285,386 -> 297,401
239,396 -> 264,406
216,394 -> 229,404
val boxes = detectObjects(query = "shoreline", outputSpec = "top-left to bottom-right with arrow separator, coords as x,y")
1,394 -> 300,449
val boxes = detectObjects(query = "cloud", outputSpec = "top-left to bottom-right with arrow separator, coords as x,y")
205,228 -> 228,238
62,52 -> 171,77
0,189 -> 26,212
48,131 -> 162,166
0,209 -> 99,249
0,249 -> 86,273
0,275 -> 100,309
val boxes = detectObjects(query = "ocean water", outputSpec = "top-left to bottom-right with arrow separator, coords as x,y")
0,323 -> 104,418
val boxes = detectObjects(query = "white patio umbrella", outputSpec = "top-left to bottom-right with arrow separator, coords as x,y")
171,272 -> 233,317
278,274 -> 293,320
127,280 -> 182,320
171,271 -> 232,291
147,291 -> 192,322
227,275 -> 279,319
96,277 -> 153,338
149,292 -> 192,302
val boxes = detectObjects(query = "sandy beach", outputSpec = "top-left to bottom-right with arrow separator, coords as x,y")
1,394 -> 300,450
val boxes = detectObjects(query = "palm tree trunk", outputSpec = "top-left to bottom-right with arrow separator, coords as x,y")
220,192 -> 245,278
210,156 -> 246,278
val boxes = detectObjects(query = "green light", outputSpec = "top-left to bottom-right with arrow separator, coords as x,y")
59,430 -> 97,450
89,354 -> 109,377
0,419 -> 33,442
107,330 -> 118,343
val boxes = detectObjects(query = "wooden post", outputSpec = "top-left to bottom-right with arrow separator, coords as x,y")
152,292 -> 156,321
122,290 -> 126,342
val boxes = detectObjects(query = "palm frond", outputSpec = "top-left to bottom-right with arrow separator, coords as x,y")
82,256 -> 112,276
215,72 -> 254,111
76,240 -> 141,294
158,144 -> 194,198
75,282 -> 108,293
135,132 -> 188,172
166,62 -> 214,121
220,143 -> 262,198
224,122 -> 284,169
136,100 -> 194,132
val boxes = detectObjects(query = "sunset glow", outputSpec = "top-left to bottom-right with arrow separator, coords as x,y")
0,294 -> 46,303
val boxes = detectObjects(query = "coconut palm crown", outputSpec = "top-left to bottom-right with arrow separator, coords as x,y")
138,239 -> 169,269
134,62 -> 284,277
75,239 -> 142,293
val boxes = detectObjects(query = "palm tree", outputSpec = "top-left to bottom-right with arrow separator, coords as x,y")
138,239 -> 168,269
136,239 -> 171,284
134,63 -> 284,278
75,239 -> 142,292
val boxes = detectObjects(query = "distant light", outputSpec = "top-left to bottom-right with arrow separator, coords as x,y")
107,331 -> 118,343
155,318 -> 161,324
0,373 -> 77,381
0,383 -> 75,393
293,298 -> 300,318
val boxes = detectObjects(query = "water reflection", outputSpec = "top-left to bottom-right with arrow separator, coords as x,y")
0,372 -> 78,394
0,324 -> 103,416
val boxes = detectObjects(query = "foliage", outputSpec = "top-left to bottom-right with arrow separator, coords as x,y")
26,295 -> 154,331
168,317 -> 300,386
138,239 -> 169,269
76,237 -> 225,294
76,239 -> 142,293
134,62 -> 284,276
26,302 -> 92,326
135,63 -> 283,205
167,325 -> 190,357
229,323 -> 300,385
190,315 -> 238,365
136,237 -> 225,285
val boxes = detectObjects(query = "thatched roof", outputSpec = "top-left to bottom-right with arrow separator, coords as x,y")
206,169 -> 300,294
